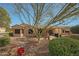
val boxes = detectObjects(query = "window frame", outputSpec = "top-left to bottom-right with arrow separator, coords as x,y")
15,29 -> 20,34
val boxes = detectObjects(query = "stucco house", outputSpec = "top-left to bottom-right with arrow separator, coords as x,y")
10,24 -> 71,37
47,26 -> 71,36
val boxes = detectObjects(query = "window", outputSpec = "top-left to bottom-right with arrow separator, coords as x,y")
28,29 -> 33,34
15,29 -> 20,34
48,30 -> 53,35
65,31 -> 69,33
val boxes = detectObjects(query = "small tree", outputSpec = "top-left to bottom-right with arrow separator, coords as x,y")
13,3 -> 79,41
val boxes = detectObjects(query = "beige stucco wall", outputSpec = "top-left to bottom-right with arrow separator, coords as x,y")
0,27 -> 6,33
53,28 -> 62,34
12,25 -> 36,37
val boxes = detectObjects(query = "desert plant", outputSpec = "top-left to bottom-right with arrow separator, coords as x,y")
49,37 -> 79,56
0,37 -> 10,47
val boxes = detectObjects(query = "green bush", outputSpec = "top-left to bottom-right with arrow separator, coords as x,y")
0,37 -> 10,47
9,32 -> 13,36
48,37 -> 79,56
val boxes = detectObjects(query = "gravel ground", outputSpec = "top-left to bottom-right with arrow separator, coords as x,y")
0,37 -> 49,56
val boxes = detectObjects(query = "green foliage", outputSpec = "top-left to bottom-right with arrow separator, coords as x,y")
49,37 -> 79,56
71,25 -> 79,34
0,7 -> 11,31
0,37 -> 10,47
9,32 -> 13,36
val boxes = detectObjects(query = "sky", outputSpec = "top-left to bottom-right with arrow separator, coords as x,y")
0,3 -> 22,26
0,3 -> 79,27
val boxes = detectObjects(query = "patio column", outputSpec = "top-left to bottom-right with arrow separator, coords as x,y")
20,29 -> 23,37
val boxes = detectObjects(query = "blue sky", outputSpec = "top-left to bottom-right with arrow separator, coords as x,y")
0,3 -> 22,26
0,3 -> 79,27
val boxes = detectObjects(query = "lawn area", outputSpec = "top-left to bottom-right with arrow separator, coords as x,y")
48,37 -> 79,56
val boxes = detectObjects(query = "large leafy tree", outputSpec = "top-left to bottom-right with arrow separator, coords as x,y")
13,3 -> 79,40
0,7 -> 11,31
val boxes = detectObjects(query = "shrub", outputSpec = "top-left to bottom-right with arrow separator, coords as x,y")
9,32 -> 13,36
48,37 -> 79,56
0,37 -> 10,47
